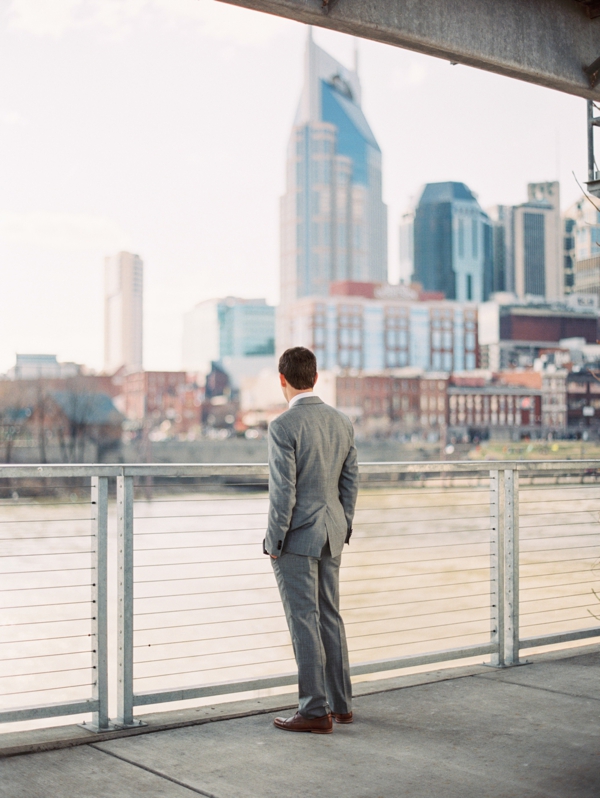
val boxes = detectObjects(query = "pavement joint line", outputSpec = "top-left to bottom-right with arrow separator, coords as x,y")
473,673 -> 600,702
1,646 -> 597,759
0,668 -> 486,759
90,743 -> 221,798
0,702 -> 300,760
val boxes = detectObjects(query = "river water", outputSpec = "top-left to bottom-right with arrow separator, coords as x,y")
1,478 -> 599,732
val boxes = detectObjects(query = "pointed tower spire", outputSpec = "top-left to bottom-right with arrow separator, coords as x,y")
304,24 -> 318,123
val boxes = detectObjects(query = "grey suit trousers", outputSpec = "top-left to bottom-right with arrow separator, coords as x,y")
272,540 -> 352,719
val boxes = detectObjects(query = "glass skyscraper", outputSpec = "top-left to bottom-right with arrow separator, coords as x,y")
413,182 -> 493,303
182,297 -> 275,376
278,30 -> 387,349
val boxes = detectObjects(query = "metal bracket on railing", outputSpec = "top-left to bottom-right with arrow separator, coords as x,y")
79,476 -> 111,733
504,469 -> 520,666
490,469 -> 502,666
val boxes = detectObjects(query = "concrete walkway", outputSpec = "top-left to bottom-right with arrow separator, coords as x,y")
1,647 -> 599,798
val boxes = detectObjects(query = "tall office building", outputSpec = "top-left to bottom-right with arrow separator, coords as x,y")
564,195 -> 600,297
413,182 -> 493,303
104,252 -> 143,375
398,209 -> 415,285
566,195 -> 600,261
182,299 -> 221,376
563,215 -> 576,294
513,182 -> 562,300
182,297 -> 275,386
487,205 -> 514,294
278,30 -> 387,350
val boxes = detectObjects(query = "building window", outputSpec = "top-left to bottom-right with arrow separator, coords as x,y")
384,307 -> 410,368
337,304 -> 363,370
466,274 -> 473,301
430,308 -> 454,371
312,303 -> 327,368
463,308 -> 478,368
523,212 -> 546,296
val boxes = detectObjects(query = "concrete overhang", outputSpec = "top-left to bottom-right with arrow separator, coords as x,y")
217,0 -> 600,99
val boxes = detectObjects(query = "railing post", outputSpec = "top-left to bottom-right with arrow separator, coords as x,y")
116,474 -> 136,727
88,476 -> 109,731
504,468 -> 520,665
491,467 -> 520,667
490,469 -> 504,666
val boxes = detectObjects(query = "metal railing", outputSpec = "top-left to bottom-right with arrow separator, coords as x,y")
1,461 -> 599,734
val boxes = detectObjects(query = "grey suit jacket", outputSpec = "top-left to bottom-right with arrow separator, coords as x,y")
265,396 -> 359,558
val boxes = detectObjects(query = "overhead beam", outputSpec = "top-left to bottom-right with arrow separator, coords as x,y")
217,0 -> 600,99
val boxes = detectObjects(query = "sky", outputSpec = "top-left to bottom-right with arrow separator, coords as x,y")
0,0 -> 590,374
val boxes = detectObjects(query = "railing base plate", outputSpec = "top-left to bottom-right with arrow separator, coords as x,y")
77,721 -> 121,734
111,719 -> 148,730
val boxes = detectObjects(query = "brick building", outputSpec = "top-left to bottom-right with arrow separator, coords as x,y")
335,369 -> 448,435
566,370 -> 600,432
119,371 -> 203,433
498,370 -> 567,431
447,384 -> 543,440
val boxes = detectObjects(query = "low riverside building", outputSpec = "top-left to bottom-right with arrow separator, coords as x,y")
447,366 -> 568,441
478,297 -> 599,370
117,371 -> 203,436
498,369 -> 567,432
335,370 -> 448,435
240,365 -> 570,441
240,367 -> 447,437
566,370 -> 600,434
448,384 -> 542,440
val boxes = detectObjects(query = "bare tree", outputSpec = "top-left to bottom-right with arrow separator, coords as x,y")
0,382 -> 33,464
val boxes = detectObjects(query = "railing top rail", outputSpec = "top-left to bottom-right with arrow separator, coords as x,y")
0,465 -> 122,478
1,459 -> 600,479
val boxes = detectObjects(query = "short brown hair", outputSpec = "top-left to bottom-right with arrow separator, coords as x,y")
278,347 -> 317,390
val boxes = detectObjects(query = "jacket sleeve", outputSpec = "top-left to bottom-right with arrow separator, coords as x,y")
265,420 -> 296,555
338,422 -> 359,540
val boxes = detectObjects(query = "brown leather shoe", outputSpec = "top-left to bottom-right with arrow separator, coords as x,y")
273,711 -> 332,734
333,711 -> 353,724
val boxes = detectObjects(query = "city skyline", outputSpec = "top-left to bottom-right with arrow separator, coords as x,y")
0,1 -> 589,374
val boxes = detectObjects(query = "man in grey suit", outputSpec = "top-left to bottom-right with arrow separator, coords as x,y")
264,347 -> 359,735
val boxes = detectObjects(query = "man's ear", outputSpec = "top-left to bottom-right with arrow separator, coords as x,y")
314,372 -> 319,386
279,373 -> 287,388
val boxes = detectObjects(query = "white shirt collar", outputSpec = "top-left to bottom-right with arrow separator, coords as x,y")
288,391 -> 318,409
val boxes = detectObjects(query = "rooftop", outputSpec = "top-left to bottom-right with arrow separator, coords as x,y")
448,384 -> 542,395
418,181 -> 477,205
1,646 -> 598,797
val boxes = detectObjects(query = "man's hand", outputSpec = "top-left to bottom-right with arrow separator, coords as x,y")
270,554 -> 278,559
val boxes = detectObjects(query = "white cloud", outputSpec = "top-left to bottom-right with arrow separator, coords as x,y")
391,61 -> 428,90
7,0 -> 286,45
7,0 -> 82,37
1,109 -> 26,125
0,211 -> 132,252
